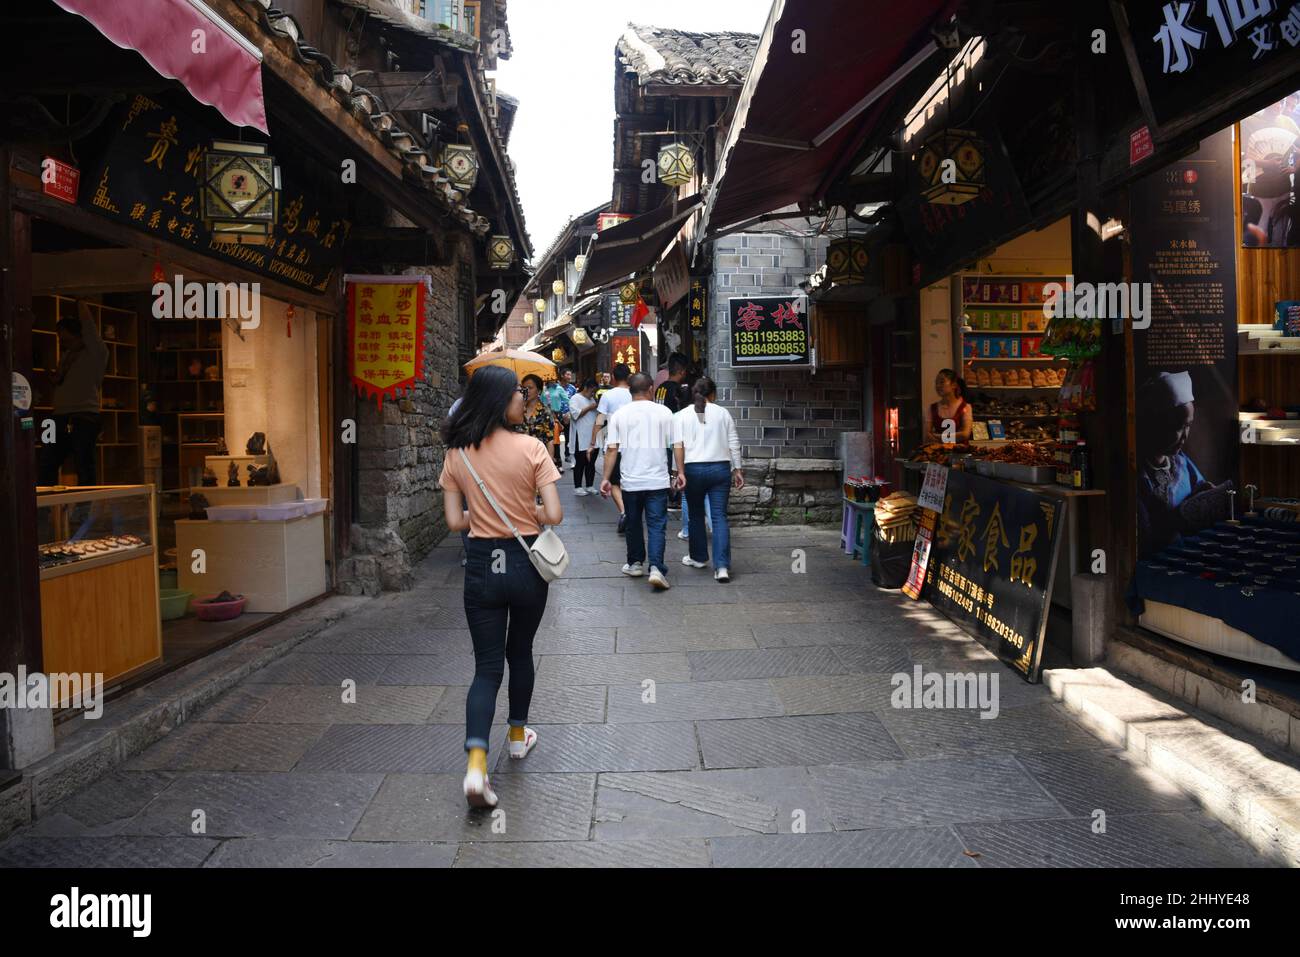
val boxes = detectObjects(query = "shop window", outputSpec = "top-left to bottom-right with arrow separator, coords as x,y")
464,0 -> 481,40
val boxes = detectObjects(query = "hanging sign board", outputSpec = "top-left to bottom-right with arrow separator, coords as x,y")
727,295 -> 811,369
652,241 -> 690,309
345,275 -> 429,407
921,469 -> 1067,682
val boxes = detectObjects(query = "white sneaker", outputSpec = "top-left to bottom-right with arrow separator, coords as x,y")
574,487 -> 588,497
714,568 -> 731,583
463,768 -> 498,809
507,726 -> 538,760
621,562 -> 645,577
648,567 -> 671,590
681,555 -> 707,568
677,530 -> 690,541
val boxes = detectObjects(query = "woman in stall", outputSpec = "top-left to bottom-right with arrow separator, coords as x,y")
927,368 -> 974,445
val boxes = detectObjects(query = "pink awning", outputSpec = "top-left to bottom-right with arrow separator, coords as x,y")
53,0 -> 269,134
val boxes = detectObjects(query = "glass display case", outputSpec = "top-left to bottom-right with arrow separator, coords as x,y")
37,485 -> 155,578
36,484 -> 162,703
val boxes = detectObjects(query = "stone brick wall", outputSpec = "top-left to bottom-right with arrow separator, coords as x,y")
710,229 -> 863,526
337,236 -> 471,594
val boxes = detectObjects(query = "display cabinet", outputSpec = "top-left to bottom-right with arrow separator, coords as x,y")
36,485 -> 161,703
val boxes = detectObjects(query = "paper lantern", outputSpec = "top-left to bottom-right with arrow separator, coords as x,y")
523,312 -> 534,325
487,234 -> 514,270
552,278 -> 565,296
574,255 -> 587,273
534,298 -> 547,314
917,129 -> 984,205
619,282 -> 638,304
551,345 -> 567,364
571,327 -> 589,345
826,237 -> 869,285
656,142 -> 695,188
200,140 -> 279,245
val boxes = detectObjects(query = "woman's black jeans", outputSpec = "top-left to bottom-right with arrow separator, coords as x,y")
462,535 -> 549,753
573,448 -> 597,488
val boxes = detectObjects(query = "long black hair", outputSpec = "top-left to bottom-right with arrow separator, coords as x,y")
938,368 -> 967,399
692,376 -> 716,415
441,364 -> 518,449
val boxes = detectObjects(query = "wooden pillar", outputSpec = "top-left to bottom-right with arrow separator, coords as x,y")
0,148 -> 44,767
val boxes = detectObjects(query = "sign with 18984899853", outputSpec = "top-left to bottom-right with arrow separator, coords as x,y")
727,296 -> 811,369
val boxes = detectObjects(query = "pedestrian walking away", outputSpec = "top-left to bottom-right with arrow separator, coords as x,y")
543,376 -> 570,469
568,377 -> 600,494
673,376 -> 743,582
439,365 -> 563,809
602,371 -> 674,590
655,352 -> 689,511
593,363 -> 633,534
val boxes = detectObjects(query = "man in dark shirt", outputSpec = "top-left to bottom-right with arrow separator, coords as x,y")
655,353 -> 689,510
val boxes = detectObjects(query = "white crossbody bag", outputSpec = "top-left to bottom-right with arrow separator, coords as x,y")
458,448 -> 569,582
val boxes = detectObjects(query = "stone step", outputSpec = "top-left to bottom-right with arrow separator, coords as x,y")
1042,665 -> 1300,866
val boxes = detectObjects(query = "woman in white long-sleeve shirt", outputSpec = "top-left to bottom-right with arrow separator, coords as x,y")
671,376 -> 743,582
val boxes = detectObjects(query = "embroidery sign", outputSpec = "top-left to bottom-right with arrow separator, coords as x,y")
346,276 -> 429,407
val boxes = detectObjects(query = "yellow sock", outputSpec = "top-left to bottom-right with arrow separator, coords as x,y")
508,726 -> 526,743
467,747 -> 487,775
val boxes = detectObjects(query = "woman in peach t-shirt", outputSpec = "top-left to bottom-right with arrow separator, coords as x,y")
439,364 -> 563,809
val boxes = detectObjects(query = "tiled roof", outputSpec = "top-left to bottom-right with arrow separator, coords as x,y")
618,23 -> 757,88
237,0 -> 530,255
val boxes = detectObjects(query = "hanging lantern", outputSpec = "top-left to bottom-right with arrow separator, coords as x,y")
437,123 -> 480,192
534,297 -> 547,314
487,234 -> 514,270
619,282 -> 639,304
917,129 -> 984,205
200,140 -> 280,244
151,245 -> 166,285
523,312 -> 534,325
551,345 -> 567,364
574,254 -> 587,273
826,236 -> 869,285
552,278 -> 566,296
656,142 -> 695,188
285,303 -> 295,339
571,327 -> 590,346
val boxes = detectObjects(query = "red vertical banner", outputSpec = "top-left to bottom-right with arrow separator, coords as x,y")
345,275 -> 429,407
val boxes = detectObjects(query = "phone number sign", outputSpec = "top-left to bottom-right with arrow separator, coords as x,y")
727,296 -> 811,368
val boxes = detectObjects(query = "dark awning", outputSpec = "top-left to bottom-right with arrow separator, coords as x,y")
578,194 -> 703,296
700,0 -> 958,238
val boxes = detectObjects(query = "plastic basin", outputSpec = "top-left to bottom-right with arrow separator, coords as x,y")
193,594 -> 247,621
159,588 -> 193,620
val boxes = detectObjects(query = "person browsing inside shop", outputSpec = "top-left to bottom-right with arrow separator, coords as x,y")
39,301 -> 109,486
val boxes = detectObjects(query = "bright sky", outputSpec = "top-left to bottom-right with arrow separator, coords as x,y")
494,0 -> 773,262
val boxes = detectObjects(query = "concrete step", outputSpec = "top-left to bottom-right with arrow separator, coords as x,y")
1042,664 -> 1300,866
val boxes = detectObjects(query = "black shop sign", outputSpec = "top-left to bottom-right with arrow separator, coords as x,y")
921,469 -> 1067,683
1119,0 -> 1300,137
727,296 -> 810,369
81,93 -> 349,293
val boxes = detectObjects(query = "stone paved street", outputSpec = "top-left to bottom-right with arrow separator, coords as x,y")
0,477 -> 1274,868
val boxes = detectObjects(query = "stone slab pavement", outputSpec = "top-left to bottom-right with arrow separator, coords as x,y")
0,473 -> 1280,868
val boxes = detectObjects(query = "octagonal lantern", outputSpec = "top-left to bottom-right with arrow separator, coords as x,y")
487,234 -> 514,270
826,237 -> 869,285
437,142 -> 479,192
657,142 -> 695,188
917,129 -> 984,205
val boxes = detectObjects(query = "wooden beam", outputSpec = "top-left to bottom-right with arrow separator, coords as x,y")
367,71 -> 460,112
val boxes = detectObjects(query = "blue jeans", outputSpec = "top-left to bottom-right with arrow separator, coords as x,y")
462,536 -> 549,752
623,487 -> 669,573
681,491 -> 711,529
685,462 -> 732,570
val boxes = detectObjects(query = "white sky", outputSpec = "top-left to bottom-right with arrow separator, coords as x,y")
494,0 -> 773,261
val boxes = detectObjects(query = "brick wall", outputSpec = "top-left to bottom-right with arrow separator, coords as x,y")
337,236 -> 471,594
709,230 -> 862,526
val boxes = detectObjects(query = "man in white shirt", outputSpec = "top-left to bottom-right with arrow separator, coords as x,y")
601,371 -> 674,590
593,363 -> 633,534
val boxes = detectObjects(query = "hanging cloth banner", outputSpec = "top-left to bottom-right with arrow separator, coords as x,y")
345,274 -> 429,408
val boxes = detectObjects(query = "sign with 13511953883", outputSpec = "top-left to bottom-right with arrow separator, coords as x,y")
727,296 -> 810,369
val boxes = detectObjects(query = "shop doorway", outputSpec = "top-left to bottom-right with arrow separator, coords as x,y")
28,216 -> 333,709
